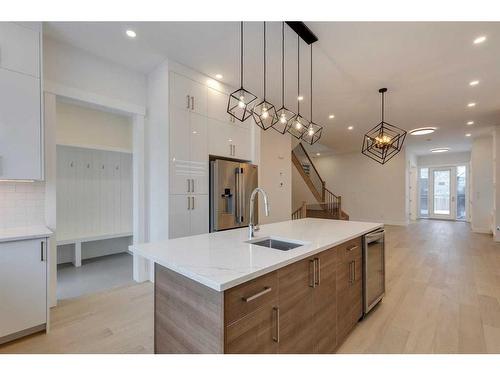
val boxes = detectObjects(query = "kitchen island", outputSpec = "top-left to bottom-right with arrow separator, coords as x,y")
130,218 -> 383,353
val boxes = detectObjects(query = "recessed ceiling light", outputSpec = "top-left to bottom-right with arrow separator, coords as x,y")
348,126 -> 354,130
328,114 -> 335,119
125,29 -> 137,38
316,153 -> 321,156
430,148 -> 450,153
467,102 -> 476,107
409,127 -> 436,136
469,80 -> 479,86
467,121 -> 474,125
215,74 -> 223,80
297,96 -> 304,101
473,35 -> 487,44
465,133 -> 472,137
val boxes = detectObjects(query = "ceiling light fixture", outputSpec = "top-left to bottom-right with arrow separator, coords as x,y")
227,22 -> 258,122
473,35 -> 487,44
430,148 -> 450,153
125,29 -> 137,38
301,43 -> 323,145
409,127 -> 437,136
297,96 -> 304,101
467,121 -> 474,125
469,80 -> 479,86
272,22 -> 297,134
288,35 -> 308,139
361,88 -> 407,165
215,74 -> 223,80
348,126 -> 354,130
465,133 -> 472,137
316,153 -> 321,156
329,114 -> 335,119
467,102 -> 476,107
252,22 -> 278,130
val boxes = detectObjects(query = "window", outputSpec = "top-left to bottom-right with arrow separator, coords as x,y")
456,166 -> 466,220
419,168 -> 429,217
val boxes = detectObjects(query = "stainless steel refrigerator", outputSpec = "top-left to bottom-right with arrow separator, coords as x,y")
210,159 -> 258,232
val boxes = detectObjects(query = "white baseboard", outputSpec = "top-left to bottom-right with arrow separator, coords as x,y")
471,226 -> 492,234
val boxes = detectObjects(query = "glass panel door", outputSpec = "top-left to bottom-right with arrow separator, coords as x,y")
430,167 -> 455,220
456,166 -> 467,220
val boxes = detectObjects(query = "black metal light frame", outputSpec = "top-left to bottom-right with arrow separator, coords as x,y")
361,88 -> 407,165
272,22 -> 298,134
227,22 -> 258,122
288,35 -> 308,139
252,22 -> 278,130
301,43 -> 323,145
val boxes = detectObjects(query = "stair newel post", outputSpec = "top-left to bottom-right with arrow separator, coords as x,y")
301,201 -> 307,218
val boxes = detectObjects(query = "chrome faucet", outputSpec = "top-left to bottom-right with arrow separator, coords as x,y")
249,188 -> 270,239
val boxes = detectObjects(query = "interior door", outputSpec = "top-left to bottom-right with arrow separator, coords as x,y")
430,167 -> 456,220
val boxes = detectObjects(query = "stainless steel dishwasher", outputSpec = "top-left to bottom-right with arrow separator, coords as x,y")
363,228 -> 385,316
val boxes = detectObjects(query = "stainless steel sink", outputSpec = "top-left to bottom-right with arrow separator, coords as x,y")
246,237 -> 305,251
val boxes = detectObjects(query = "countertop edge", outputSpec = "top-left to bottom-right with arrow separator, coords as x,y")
131,223 -> 384,292
0,226 -> 54,243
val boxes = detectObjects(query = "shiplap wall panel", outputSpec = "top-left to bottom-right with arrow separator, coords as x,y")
56,145 -> 132,241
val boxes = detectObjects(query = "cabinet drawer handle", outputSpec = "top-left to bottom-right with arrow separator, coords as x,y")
186,95 -> 190,109
347,245 -> 358,252
273,306 -> 280,343
242,286 -> 272,302
191,96 -> 194,110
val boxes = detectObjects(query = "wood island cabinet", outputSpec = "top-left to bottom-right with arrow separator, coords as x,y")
155,236 -> 364,354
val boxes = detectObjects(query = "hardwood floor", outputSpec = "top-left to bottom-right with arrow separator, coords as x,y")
1,219 -> 499,354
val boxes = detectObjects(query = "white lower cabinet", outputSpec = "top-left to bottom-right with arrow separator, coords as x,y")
0,238 -> 47,344
169,195 -> 209,239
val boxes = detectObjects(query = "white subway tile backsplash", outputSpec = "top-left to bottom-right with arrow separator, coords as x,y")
0,181 -> 45,229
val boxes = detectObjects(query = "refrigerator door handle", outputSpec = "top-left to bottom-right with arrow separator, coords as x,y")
235,169 -> 240,224
240,169 -> 245,223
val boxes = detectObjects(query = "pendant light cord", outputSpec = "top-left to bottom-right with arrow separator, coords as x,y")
381,90 -> 385,123
263,22 -> 266,100
240,21 -> 243,88
281,22 -> 284,107
310,44 -> 313,122
297,35 -> 300,113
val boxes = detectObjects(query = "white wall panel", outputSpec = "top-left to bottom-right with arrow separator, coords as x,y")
56,145 -> 132,241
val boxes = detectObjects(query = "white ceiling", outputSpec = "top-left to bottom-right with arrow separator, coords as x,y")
44,21 -> 500,156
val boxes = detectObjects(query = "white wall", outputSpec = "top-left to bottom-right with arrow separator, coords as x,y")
43,36 -> 146,112
494,127 -> 500,241
145,60 -> 170,242
56,100 -> 133,152
314,151 -> 408,225
257,129 -> 292,224
418,151 -> 471,167
291,164 -> 318,212
470,136 -> 493,233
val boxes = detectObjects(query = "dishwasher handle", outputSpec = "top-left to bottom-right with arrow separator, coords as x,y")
365,229 -> 385,243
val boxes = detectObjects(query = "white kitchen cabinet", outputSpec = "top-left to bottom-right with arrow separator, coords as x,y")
169,194 -> 209,239
0,238 -> 47,344
208,118 -> 251,161
170,72 -> 207,116
170,108 -> 208,195
0,68 -> 42,180
0,23 -> 40,77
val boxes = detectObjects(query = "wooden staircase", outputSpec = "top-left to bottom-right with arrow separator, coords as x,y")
291,143 -> 349,221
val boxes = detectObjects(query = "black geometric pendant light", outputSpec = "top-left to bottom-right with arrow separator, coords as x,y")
301,44 -> 323,145
272,22 -> 297,134
252,22 -> 278,130
227,22 -> 257,122
361,88 -> 407,165
287,35 -> 308,139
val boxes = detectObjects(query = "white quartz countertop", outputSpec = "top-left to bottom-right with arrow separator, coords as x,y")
131,218 -> 383,291
0,225 -> 53,243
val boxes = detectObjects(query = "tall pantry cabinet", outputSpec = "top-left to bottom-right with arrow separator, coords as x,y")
168,72 -> 253,239
0,22 -> 43,180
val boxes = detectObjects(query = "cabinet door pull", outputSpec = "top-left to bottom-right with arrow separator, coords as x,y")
191,196 -> 195,210
191,96 -> 194,110
272,306 -> 280,343
40,241 -> 44,262
352,260 -> 356,282
309,259 -> 316,288
187,179 -> 191,193
191,179 -> 195,193
186,95 -> 190,109
242,286 -> 272,302
314,257 -> 321,286
187,196 -> 191,210
348,261 -> 353,284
